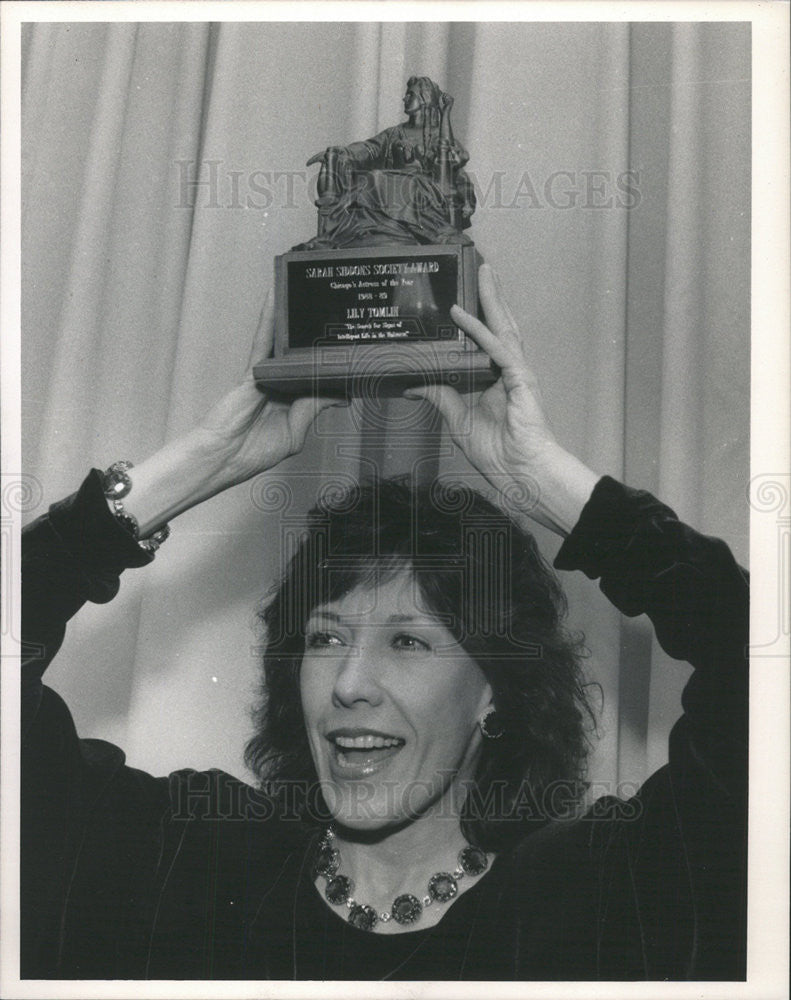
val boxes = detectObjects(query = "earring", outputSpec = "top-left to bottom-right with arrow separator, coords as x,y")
478,707 -> 504,740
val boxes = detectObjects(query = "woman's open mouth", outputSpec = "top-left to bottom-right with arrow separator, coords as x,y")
326,729 -> 406,777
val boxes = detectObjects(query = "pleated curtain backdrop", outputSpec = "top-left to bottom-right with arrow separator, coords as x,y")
22,21 -> 750,791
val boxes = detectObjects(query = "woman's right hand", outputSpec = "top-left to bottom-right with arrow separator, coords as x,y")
117,292 -> 346,537
190,292 -> 343,488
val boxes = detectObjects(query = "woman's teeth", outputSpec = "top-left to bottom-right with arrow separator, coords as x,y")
329,732 -> 406,775
333,734 -> 403,749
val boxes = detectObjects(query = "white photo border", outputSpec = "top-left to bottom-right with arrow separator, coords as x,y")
2,2 -> 788,998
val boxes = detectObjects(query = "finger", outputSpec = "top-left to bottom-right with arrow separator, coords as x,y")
450,304 -> 515,371
489,267 -> 523,343
246,290 -> 275,371
478,264 -> 522,349
402,383 -> 469,437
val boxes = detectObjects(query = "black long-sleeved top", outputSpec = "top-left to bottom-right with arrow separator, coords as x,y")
20,472 -> 748,980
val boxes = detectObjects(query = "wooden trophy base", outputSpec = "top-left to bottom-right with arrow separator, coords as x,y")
254,341 -> 495,398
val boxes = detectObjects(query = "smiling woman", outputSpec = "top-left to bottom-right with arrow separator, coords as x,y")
251,483 -> 591,934
21,268 -> 747,980
248,477 -> 593,868
301,573 -> 492,930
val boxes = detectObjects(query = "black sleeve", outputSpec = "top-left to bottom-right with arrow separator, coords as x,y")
20,471 -> 166,976
20,475 -> 283,979
555,475 -> 748,787
554,475 -> 748,978
21,469 -> 154,729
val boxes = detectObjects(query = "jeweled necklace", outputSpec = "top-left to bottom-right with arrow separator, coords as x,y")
312,826 -> 490,932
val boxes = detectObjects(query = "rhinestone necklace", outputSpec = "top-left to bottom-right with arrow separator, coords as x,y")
312,826 -> 490,932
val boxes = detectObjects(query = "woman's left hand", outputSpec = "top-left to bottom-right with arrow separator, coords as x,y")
404,265 -> 599,535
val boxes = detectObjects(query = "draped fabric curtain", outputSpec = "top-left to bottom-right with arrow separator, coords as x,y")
22,21 -> 750,790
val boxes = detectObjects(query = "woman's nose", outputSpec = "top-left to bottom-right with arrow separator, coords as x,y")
331,645 -> 383,709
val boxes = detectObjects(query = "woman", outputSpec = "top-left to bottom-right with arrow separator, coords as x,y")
21,266 -> 747,980
298,75 -> 476,249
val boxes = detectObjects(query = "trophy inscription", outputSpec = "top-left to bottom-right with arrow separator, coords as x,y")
285,253 -> 459,347
254,75 -> 494,396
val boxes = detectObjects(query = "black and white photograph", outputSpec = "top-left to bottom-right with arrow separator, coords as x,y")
1,1 -> 788,996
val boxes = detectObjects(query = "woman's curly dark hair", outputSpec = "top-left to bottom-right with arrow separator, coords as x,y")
245,477 -> 595,852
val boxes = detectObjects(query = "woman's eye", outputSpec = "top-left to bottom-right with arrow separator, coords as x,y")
392,633 -> 431,652
305,631 -> 344,649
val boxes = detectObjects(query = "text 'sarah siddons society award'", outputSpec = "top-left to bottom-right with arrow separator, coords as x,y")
254,75 -> 495,396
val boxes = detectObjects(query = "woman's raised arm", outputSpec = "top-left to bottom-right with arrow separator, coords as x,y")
21,293 -> 345,694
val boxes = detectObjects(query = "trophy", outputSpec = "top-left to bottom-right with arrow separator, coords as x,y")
254,76 -> 495,396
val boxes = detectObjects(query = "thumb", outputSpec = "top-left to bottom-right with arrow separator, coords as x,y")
287,395 -> 349,447
403,383 -> 469,438
246,290 -> 275,372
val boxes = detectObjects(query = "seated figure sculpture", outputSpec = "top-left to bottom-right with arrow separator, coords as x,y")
296,76 -> 476,250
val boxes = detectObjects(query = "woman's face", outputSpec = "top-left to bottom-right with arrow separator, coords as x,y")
300,570 -> 492,831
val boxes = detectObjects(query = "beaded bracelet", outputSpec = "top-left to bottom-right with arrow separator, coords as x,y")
101,461 -> 170,554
